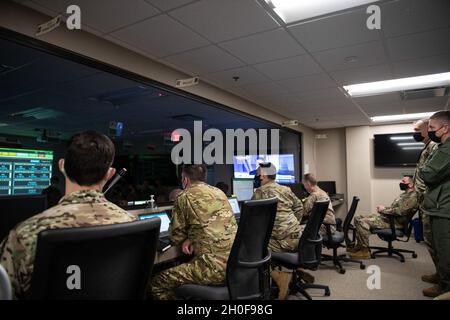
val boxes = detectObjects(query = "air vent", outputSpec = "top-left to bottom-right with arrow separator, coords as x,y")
401,87 -> 449,101
171,114 -> 204,122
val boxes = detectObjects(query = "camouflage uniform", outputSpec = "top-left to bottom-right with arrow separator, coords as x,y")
252,180 -> 303,252
354,191 -> 418,248
413,141 -> 438,248
150,182 -> 237,300
301,187 -> 336,235
0,190 -> 136,299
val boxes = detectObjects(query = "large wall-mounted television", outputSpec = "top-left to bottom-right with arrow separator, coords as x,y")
0,148 -> 53,196
233,154 -> 295,184
374,133 -> 423,167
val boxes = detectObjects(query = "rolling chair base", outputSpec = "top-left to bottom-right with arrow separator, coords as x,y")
322,252 -> 366,274
370,244 -> 418,263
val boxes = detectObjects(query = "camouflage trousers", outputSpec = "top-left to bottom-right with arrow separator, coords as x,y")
354,214 -> 391,248
269,226 -> 305,253
421,210 -> 438,267
150,253 -> 227,300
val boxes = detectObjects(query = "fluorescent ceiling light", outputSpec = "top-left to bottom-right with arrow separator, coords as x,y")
265,0 -> 379,24
344,72 -> 450,97
390,136 -> 414,141
371,112 -> 435,123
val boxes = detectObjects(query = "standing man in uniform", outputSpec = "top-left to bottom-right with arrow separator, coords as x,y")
412,119 -> 438,284
0,131 -> 136,299
419,111 -> 450,298
252,162 -> 305,299
350,175 -> 418,259
150,164 -> 237,300
301,173 -> 336,236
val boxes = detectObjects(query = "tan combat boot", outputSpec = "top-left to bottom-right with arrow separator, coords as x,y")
271,270 -> 292,300
346,243 -> 361,253
423,285 -> 444,298
350,247 -> 371,259
421,273 -> 440,284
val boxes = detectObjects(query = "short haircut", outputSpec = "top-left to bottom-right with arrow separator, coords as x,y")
403,174 -> 414,182
260,162 -> 276,180
64,131 -> 115,186
430,111 -> 450,125
182,164 -> 207,182
303,173 -> 317,186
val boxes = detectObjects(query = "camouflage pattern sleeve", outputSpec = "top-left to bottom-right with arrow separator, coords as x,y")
302,193 -> 318,217
380,192 -> 418,217
169,193 -> 190,246
291,191 -> 304,222
251,188 -> 263,200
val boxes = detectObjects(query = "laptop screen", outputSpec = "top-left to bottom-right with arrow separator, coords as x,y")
228,197 -> 240,215
138,212 -> 170,233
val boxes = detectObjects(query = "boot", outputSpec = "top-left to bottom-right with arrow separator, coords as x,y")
421,273 -> 440,284
296,268 -> 315,283
271,270 -> 292,300
423,285 -> 444,298
350,247 -> 371,259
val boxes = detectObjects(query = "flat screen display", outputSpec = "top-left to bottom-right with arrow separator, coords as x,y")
374,133 -> 423,167
233,154 -> 295,183
0,148 -> 53,196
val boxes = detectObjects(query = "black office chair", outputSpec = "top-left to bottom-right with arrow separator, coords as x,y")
175,198 -> 278,300
370,214 -> 418,263
0,264 -> 12,300
29,218 -> 160,300
271,200 -> 331,300
322,196 -> 365,274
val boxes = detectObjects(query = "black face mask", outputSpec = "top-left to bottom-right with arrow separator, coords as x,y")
253,175 -> 262,188
428,130 -> 442,143
413,132 -> 424,142
399,183 -> 409,191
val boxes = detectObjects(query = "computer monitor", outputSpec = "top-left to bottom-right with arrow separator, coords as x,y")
232,154 -> 295,183
232,179 -> 254,201
0,148 -> 53,196
228,197 -> 240,215
0,195 -> 47,241
286,183 -> 308,200
138,211 -> 170,234
318,181 -> 337,196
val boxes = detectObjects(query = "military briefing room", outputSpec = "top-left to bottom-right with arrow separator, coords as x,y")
0,0 -> 449,304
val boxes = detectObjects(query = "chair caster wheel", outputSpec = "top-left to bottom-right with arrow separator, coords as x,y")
412,253 -> 418,258
360,264 -> 366,270
325,289 -> 331,296
400,258 -> 405,263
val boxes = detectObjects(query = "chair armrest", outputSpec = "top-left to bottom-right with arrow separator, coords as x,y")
238,251 -> 271,268
323,222 -> 334,242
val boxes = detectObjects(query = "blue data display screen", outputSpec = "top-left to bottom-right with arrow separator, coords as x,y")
0,148 -> 53,196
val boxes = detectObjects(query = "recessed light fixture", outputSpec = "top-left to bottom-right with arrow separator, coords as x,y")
263,0 -> 378,24
344,72 -> 450,97
370,112 -> 435,123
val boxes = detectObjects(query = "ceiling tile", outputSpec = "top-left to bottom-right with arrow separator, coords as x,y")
205,66 -> 269,87
381,0 -> 450,38
218,28 -> 304,64
277,73 -> 336,93
295,88 -> 349,103
387,28 -> 450,62
145,0 -> 197,11
234,82 -> 289,98
312,41 -> 387,72
162,45 -> 244,74
331,63 -> 392,85
288,8 -> 380,52
392,53 -> 450,78
169,0 -> 278,42
31,0 -> 160,33
109,15 -> 209,58
253,55 -> 322,81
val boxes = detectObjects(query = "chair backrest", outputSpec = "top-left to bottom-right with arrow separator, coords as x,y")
343,196 -> 360,245
297,200 -> 329,268
0,264 -> 12,300
226,198 -> 277,300
29,218 -> 160,300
